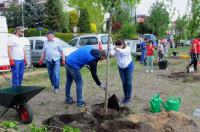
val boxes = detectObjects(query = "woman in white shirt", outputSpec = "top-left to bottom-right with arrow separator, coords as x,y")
110,39 -> 134,105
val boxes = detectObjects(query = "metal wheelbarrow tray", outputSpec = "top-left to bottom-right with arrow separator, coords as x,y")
0,86 -> 44,124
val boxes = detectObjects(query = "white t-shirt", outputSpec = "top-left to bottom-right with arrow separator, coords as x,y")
8,35 -> 25,60
110,45 -> 132,68
158,43 -> 164,54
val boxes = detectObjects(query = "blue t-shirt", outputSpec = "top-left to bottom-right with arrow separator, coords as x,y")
140,42 -> 147,50
66,46 -> 96,70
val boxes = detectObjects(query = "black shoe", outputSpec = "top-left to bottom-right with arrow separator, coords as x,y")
186,66 -> 189,73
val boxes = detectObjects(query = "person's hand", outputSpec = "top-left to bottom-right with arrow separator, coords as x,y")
62,59 -> 65,65
9,59 -> 15,66
99,84 -> 106,89
38,59 -> 43,66
24,58 -> 27,66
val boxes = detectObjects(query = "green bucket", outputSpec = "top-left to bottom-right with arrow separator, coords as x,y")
149,93 -> 163,113
164,96 -> 181,112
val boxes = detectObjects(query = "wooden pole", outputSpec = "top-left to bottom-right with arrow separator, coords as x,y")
104,11 -> 112,116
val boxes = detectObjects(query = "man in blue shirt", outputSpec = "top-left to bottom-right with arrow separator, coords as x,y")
39,31 -> 65,93
140,38 -> 148,64
65,46 -> 106,107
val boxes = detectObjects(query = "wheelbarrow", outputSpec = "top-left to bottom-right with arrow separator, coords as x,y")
0,86 -> 44,124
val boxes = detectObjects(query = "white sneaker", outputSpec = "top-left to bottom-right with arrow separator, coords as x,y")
54,89 -> 59,94
150,70 -> 153,73
146,69 -> 149,73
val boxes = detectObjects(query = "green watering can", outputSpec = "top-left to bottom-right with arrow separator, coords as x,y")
161,96 -> 181,112
149,93 -> 163,113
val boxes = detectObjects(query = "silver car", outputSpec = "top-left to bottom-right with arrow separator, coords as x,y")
27,36 -> 77,65
68,34 -> 113,50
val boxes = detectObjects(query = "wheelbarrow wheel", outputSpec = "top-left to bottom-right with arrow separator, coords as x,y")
18,104 -> 33,124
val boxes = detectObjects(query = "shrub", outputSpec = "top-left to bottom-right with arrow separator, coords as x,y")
55,33 -> 74,42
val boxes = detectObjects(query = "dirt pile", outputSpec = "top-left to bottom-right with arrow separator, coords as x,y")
159,70 -> 200,83
127,111 -> 199,132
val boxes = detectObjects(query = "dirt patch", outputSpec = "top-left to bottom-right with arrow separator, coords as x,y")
158,70 -> 200,83
43,112 -> 97,132
92,103 -> 130,120
127,112 -> 199,132
42,103 -> 131,132
99,120 -> 155,132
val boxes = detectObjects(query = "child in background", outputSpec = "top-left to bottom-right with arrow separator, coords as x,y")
146,40 -> 155,73
158,40 -> 164,61
110,39 -> 134,105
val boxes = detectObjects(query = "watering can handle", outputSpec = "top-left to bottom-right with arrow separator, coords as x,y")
179,97 -> 181,103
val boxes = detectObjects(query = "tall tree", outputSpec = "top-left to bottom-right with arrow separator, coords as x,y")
2,4 -> 22,28
45,0 -> 69,32
23,0 -> 45,28
78,9 -> 90,33
148,1 -> 170,38
175,15 -> 189,40
188,0 -> 200,38
68,0 -> 140,33
69,10 -> 79,32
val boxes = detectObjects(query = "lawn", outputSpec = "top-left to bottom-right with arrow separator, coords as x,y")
0,54 -> 200,131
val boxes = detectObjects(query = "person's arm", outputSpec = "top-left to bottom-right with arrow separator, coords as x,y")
193,43 -> 197,54
57,41 -> 65,62
8,46 -> 13,60
115,46 -> 131,56
88,60 -> 101,85
39,46 -> 46,65
110,48 -> 116,57
23,48 -> 27,64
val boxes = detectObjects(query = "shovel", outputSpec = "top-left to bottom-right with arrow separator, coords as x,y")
103,88 -> 120,111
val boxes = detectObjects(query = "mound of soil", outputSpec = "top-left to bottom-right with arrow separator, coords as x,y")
98,120 -> 155,132
92,103 -> 130,120
159,70 -> 200,83
183,72 -> 200,82
43,103 -> 131,132
43,112 -> 97,132
127,112 -> 199,132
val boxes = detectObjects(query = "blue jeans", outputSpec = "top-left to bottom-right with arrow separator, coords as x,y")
46,60 -> 60,89
11,60 -> 25,87
65,64 -> 83,104
140,50 -> 146,63
118,61 -> 134,99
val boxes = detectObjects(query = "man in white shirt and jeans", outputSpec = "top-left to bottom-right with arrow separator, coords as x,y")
8,26 -> 27,87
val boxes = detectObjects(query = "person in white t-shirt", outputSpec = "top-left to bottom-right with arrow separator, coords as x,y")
158,40 -> 164,61
7,26 -> 27,87
110,39 -> 134,106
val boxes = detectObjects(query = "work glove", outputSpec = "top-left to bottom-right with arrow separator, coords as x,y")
99,83 -> 106,90
38,59 -> 43,66
9,59 -> 15,66
24,58 -> 27,66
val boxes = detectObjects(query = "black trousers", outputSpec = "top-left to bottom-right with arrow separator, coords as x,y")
188,53 -> 198,70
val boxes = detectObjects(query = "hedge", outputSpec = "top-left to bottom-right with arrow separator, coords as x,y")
8,28 -> 80,42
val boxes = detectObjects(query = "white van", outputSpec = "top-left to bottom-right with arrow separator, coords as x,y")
0,16 -> 10,72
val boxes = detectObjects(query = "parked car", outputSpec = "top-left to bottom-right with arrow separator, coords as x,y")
27,36 -> 77,65
179,39 -> 191,46
68,34 -> 113,50
125,39 -> 141,55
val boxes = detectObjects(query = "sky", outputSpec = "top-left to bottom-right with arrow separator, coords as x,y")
137,0 -> 190,20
